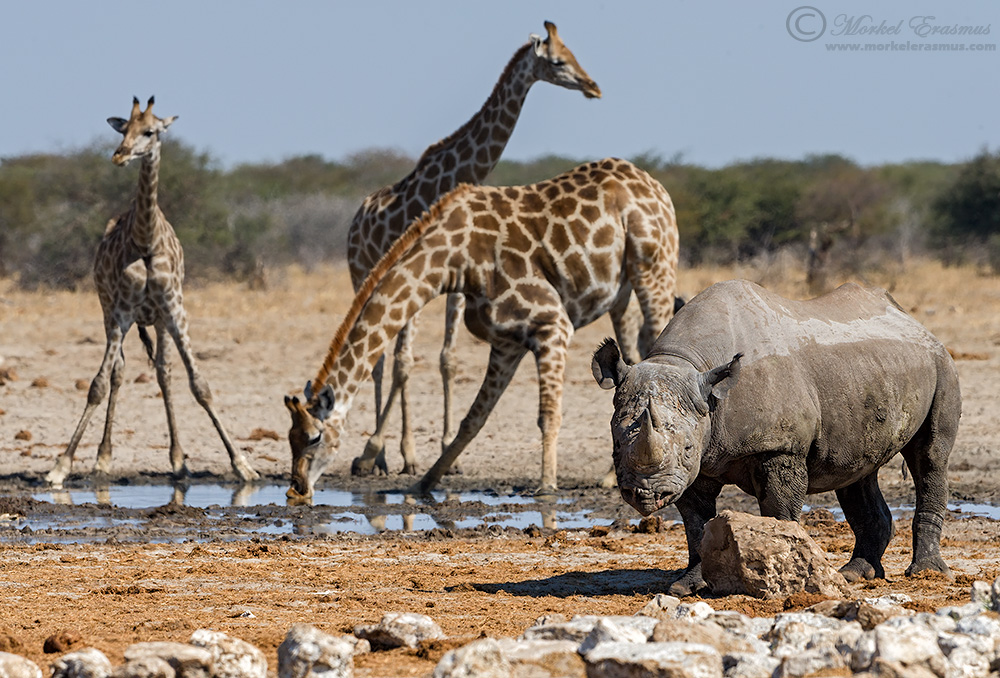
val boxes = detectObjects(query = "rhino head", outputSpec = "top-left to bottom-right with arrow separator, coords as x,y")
591,338 -> 742,516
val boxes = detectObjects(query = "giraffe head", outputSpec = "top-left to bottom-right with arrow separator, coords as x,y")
284,381 -> 340,505
107,96 -> 177,166
529,21 -> 601,99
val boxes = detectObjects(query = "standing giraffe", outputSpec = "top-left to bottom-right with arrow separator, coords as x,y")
285,159 -> 678,503
347,21 -> 602,477
46,96 -> 258,487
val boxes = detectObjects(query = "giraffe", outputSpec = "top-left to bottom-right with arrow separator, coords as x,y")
347,21 -> 602,477
285,159 -> 678,504
46,96 -> 258,488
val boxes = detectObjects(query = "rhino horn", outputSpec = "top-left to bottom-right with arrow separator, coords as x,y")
634,406 -> 666,467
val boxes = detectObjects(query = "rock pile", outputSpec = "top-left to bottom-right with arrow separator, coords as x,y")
4,579 -> 1000,678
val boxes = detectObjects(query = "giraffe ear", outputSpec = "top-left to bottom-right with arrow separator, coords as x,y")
107,117 -> 128,134
530,32 -> 547,56
160,115 -> 177,130
309,384 -> 336,421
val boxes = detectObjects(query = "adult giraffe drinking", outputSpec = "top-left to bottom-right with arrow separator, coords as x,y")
286,159 -> 679,504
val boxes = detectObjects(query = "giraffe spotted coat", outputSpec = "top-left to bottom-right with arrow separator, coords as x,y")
286,158 -> 678,501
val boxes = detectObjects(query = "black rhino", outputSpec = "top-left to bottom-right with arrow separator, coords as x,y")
592,280 -> 961,595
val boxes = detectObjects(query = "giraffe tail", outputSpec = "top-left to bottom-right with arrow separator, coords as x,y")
137,326 -> 155,365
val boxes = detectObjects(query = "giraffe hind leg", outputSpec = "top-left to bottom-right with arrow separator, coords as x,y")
93,348 -> 125,476
155,323 -> 187,478
166,311 -> 259,482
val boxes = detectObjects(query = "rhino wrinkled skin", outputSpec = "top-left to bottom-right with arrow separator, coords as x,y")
592,280 -> 961,596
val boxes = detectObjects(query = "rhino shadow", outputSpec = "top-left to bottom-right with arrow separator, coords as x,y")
455,567 -> 681,598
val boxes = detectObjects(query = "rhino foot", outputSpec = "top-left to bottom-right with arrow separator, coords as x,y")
668,565 -> 707,597
839,558 -> 878,583
905,556 -> 951,579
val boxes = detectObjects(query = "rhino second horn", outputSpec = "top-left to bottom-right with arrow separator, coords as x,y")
635,408 -> 667,467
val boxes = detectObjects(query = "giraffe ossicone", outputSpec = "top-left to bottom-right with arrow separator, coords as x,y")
46,97 -> 258,488
286,159 -> 679,504
345,21 -> 601,479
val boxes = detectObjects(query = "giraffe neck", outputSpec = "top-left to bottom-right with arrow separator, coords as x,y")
132,143 -> 161,252
313,191 -> 471,413
407,43 -> 537,188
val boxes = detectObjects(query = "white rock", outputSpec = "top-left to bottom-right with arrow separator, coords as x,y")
0,652 -> 42,678
584,641 -> 722,678
111,656 -> 175,678
723,652 -> 781,678
354,612 -> 444,650
277,623 -> 354,678
673,602 -> 715,620
766,612 -> 856,657
188,629 -> 266,678
432,638 -> 511,678
775,646 -> 847,677
991,575 -> 1000,612
939,635 -> 991,678
638,594 -> 680,617
494,639 -> 584,678
522,615 -> 656,643
970,581 -> 992,608
578,618 -> 648,656
50,648 -> 113,678
122,643 -> 213,678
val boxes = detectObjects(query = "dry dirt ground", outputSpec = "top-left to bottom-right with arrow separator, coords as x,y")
1,260 -> 999,676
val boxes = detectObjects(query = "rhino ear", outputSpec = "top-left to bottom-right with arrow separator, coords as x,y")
698,353 -> 742,409
592,338 -> 628,390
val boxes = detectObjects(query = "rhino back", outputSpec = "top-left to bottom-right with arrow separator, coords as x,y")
649,280 -> 958,492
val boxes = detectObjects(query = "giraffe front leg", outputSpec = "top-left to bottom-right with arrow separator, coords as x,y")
393,320 -> 417,475
154,323 -> 187,478
532,324 -> 571,497
440,294 -> 465,449
94,349 -> 126,476
167,310 -> 259,483
354,354 -> 389,476
409,344 -> 526,496
48,324 -> 126,487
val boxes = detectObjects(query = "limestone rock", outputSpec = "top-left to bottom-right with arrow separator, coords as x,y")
122,643 -> 212,678
50,648 -> 113,678
354,612 -> 444,650
495,639 -> 585,678
699,510 -> 848,599
584,641 -> 723,678
723,652 -> 781,678
651,619 -> 755,655
522,615 -> 657,643
637,594 -> 680,619
0,652 -> 42,678
432,638 -> 511,678
110,656 -> 174,678
188,629 -> 266,678
277,623 -> 354,678
578,618 -> 647,656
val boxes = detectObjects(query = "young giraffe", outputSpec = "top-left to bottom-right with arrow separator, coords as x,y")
46,97 -> 258,487
347,21 -> 602,477
285,159 -> 678,503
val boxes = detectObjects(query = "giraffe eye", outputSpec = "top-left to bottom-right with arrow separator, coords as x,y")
308,432 -> 323,447
551,58 -> 565,67
143,130 -> 154,137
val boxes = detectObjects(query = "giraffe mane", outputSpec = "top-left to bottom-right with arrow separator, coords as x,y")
411,43 -> 533,169
310,184 -> 474,396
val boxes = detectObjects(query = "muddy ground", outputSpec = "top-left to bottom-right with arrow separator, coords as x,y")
1,261 -> 998,676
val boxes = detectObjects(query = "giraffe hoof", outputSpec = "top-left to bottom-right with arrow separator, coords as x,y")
351,456 -> 377,476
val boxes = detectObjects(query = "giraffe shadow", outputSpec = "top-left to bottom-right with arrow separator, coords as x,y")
449,567 -> 682,599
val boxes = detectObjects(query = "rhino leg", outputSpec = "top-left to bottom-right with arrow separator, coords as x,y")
835,471 -> 894,581
670,475 -> 723,596
900,396 -> 956,578
754,452 -> 809,521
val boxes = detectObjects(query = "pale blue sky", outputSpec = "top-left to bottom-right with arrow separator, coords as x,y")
1,1 -> 996,168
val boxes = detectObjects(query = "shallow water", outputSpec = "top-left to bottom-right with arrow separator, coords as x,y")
3,483 -> 995,544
